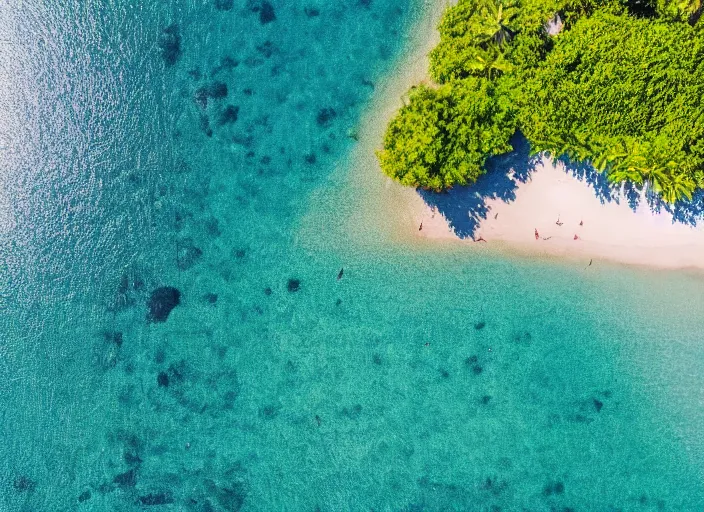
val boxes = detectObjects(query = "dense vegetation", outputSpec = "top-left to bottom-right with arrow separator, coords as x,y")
377,0 -> 704,201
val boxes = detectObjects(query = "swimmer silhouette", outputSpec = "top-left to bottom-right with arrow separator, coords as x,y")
337,268 -> 344,280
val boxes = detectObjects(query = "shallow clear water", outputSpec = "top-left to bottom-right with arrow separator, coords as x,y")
1,1 -> 704,511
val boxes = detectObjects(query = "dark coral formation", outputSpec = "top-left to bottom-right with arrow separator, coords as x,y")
316,107 -> 337,127
159,24 -> 181,66
195,82 -> 229,109
147,287 -> 181,323
251,1 -> 276,24
218,105 -> 240,126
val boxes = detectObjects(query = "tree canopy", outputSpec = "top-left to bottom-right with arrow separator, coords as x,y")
377,78 -> 515,191
378,0 -> 704,202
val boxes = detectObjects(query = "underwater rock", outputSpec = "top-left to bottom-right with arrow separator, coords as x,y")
593,398 -> 604,412
157,371 -> 170,387
139,493 -> 174,506
214,0 -> 234,10
13,475 -> 36,493
316,107 -> 337,127
251,1 -> 276,24
218,105 -> 239,125
78,490 -> 91,502
177,238 -> 203,270
113,468 -> 137,488
159,24 -> 181,66
359,0 -> 372,7
204,293 -> 218,304
194,81 -> 229,108
480,395 -> 492,405
543,481 -> 565,496
304,153 -> 316,164
147,286 -> 181,323
439,368 -> 450,379
304,6 -> 320,17
264,287 -> 272,296
474,321 -> 486,330
287,279 -> 300,292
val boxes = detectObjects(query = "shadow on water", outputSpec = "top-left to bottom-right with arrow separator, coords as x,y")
418,133 -> 704,239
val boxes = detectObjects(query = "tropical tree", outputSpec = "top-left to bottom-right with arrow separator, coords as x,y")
377,79 -> 516,191
466,44 -> 514,78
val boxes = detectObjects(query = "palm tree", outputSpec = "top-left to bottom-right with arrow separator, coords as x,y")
471,0 -> 519,48
466,43 -> 513,79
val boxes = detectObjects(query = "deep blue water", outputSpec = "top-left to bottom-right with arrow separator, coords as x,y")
1,1 -> 704,511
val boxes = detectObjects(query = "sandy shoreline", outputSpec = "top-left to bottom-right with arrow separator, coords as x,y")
414,157 -> 704,269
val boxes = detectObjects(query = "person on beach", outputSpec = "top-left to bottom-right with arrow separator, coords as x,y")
535,228 -> 539,240
574,234 -> 579,240
556,216 -> 563,226
579,220 -> 583,226
419,222 -> 423,231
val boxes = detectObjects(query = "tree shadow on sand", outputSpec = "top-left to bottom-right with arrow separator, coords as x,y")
418,133 -> 540,239
418,132 -> 704,239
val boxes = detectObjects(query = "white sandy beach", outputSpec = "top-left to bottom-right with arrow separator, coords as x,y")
410,156 -> 704,269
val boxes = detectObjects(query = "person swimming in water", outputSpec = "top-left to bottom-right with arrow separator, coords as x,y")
337,268 -> 343,280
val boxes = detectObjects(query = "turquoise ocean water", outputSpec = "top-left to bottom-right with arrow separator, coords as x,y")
1,1 -> 704,510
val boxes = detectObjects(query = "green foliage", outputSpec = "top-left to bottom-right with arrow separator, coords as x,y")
380,0 -> 704,201
656,0 -> 702,23
430,0 -> 519,83
377,79 -> 516,191
516,11 -> 704,201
